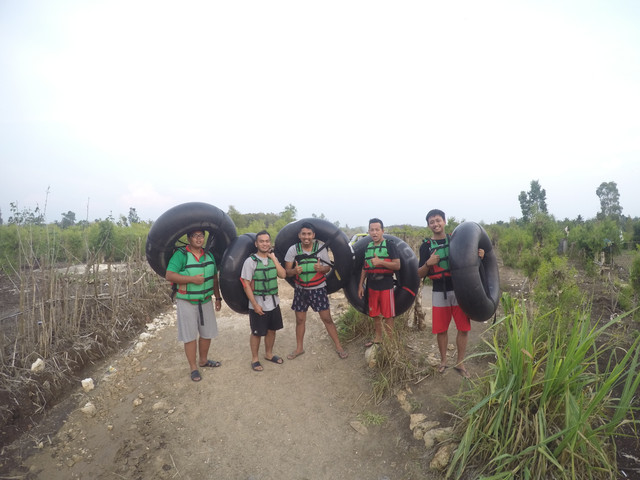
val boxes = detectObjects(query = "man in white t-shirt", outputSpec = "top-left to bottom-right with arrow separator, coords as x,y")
284,222 -> 348,360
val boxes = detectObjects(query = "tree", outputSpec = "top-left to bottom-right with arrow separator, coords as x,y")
0,208 -> 3,225
227,205 -> 246,228
518,180 -> 548,222
280,204 -> 297,223
596,181 -> 622,220
60,211 -> 76,229
128,207 -> 141,225
7,202 -> 45,225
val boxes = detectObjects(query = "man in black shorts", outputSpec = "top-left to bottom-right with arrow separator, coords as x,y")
240,230 -> 287,371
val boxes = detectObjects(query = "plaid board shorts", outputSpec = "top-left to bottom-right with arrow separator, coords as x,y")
291,286 -> 330,312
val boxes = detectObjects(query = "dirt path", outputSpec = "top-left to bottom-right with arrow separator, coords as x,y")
3,275 -> 512,480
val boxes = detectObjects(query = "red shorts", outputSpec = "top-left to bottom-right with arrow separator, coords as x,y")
367,289 -> 395,319
431,290 -> 470,334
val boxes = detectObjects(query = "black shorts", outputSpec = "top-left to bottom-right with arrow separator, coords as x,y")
249,305 -> 284,336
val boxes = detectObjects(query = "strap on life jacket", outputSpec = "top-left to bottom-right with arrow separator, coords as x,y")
293,241 -> 329,287
171,247 -> 216,325
250,254 -> 279,302
364,240 -> 394,275
170,248 -> 216,292
424,235 -> 451,280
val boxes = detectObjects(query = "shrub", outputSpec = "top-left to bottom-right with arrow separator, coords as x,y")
630,249 -> 640,295
532,256 -> 581,315
448,299 -> 640,479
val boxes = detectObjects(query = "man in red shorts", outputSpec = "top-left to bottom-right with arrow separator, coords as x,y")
418,209 -> 484,378
358,218 -> 400,347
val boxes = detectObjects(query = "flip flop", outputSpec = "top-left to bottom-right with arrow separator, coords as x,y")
437,365 -> 447,374
200,360 -> 222,368
287,351 -> 305,360
454,366 -> 471,378
190,370 -> 202,382
336,350 -> 349,359
251,361 -> 263,372
364,340 -> 381,348
265,355 -> 283,364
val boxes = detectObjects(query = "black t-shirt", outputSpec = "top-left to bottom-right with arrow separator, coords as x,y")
419,238 -> 453,293
365,239 -> 399,291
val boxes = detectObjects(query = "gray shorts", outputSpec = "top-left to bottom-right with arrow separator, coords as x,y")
176,299 -> 219,343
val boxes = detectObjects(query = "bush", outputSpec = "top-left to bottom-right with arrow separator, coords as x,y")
532,256 -> 581,315
496,225 -> 532,269
448,298 -> 640,479
630,249 -> 640,295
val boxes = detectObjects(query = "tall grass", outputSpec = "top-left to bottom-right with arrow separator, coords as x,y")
336,306 -> 427,403
447,295 -> 640,479
0,225 -> 171,436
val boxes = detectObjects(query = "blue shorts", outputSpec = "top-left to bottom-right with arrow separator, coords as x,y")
291,286 -> 330,312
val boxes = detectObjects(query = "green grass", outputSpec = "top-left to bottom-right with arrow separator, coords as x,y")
358,411 -> 387,426
447,294 -> 640,480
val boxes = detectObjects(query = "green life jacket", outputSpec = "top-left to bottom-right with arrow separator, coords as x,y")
251,254 -> 279,298
364,240 -> 394,275
424,234 -> 451,281
293,241 -> 326,287
174,247 -> 217,303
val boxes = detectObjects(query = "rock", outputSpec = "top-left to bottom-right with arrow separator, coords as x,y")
409,414 -> 427,430
31,358 -> 45,372
426,354 -> 440,367
133,341 -> 146,354
152,400 -> 168,411
413,421 -> 440,440
430,443 -> 458,470
80,402 -> 97,417
81,378 -> 95,392
133,397 -> 143,407
365,344 -> 378,368
396,390 -> 412,413
423,426 -> 453,449
349,421 -> 369,435
139,332 -> 153,341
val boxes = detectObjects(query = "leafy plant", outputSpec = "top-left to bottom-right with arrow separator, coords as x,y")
532,256 -> 581,315
358,411 -> 387,426
447,296 -> 640,480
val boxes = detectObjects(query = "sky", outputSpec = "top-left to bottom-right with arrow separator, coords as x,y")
1,0 -> 639,229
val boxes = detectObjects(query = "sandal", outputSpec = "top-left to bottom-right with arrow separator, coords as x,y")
336,350 -> 349,359
200,359 -> 222,368
454,366 -> 471,378
287,351 -> 305,360
364,340 -> 381,348
190,370 -> 202,382
437,365 -> 447,374
251,361 -> 263,372
265,355 -> 283,364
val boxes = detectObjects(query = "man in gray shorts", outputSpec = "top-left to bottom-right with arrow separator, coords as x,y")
284,222 -> 348,360
166,230 -> 222,382
241,230 -> 287,372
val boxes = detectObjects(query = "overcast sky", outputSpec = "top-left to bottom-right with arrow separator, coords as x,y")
1,1 -> 638,228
